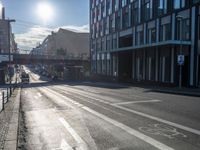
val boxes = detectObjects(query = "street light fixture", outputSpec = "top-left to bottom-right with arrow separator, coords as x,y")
176,14 -> 183,88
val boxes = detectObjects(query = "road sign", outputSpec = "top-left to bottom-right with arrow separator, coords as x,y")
177,55 -> 184,65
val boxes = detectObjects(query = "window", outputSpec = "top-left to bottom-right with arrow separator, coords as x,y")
193,0 -> 200,4
102,38 -> 106,50
182,19 -> 190,41
101,0 -> 105,17
160,23 -> 171,41
147,28 -> 156,44
96,39 -> 101,52
142,0 -> 150,21
177,18 -> 190,41
119,35 -> 133,48
112,37 -> 117,49
115,0 -> 119,11
97,5 -> 101,21
106,37 -> 111,51
122,6 -> 130,29
136,30 -> 144,45
106,0 -> 111,15
174,0 -> 185,10
131,0 -> 139,25
122,0 -> 127,7
115,10 -> 121,30
110,14 -> 115,33
157,0 -> 167,16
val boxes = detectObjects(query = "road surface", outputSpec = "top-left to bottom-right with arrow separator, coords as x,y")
17,67 -> 200,150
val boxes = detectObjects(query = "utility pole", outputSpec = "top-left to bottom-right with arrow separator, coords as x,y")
8,19 -> 16,86
176,15 -> 183,88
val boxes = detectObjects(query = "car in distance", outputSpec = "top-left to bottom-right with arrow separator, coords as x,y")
21,72 -> 30,83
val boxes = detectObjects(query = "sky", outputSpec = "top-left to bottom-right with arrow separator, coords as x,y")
1,0 -> 89,51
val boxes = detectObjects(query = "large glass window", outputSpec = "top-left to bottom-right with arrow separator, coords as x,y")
122,0 -> 127,7
160,23 -> 171,41
103,19 -> 107,35
101,0 -> 105,18
115,0 -> 119,11
109,14 -> 115,33
157,0 -> 167,16
177,18 -> 190,41
193,0 -> 200,4
174,0 -> 185,10
122,6 -> 130,29
131,0 -> 139,25
115,10 -> 121,30
147,28 -> 156,44
136,30 -> 144,45
142,0 -> 150,21
112,37 -> 117,49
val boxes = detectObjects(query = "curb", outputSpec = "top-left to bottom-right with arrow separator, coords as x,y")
3,88 -> 21,150
154,89 -> 200,97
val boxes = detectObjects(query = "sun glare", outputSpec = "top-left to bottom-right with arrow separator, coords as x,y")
37,2 -> 54,23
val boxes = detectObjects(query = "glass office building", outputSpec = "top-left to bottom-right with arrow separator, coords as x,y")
90,0 -> 200,87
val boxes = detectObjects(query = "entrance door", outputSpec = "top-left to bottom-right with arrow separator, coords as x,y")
118,51 -> 132,82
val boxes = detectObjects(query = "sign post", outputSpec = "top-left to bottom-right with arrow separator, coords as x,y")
177,55 -> 184,88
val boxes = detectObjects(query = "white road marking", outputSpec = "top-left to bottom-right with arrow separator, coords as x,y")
114,104 -> 200,136
113,100 -> 161,105
54,139 -> 73,150
82,106 -> 174,150
44,87 -> 173,150
139,124 -> 187,139
59,118 -> 88,150
45,88 -> 174,150
55,86 -> 200,136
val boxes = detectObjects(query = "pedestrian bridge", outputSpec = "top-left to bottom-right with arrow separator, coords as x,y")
0,53 -> 89,66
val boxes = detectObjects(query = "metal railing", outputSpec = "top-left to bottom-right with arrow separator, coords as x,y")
0,86 -> 15,112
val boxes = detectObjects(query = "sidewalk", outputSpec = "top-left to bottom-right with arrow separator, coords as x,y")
83,81 -> 200,97
0,88 -> 20,150
150,86 -> 200,97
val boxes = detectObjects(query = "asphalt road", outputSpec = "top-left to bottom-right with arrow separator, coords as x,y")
17,67 -> 200,150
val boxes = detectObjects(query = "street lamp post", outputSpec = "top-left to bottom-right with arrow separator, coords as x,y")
176,15 -> 183,88
8,19 -> 16,86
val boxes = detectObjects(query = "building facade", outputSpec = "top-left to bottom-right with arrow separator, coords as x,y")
90,0 -> 200,87
0,7 -> 17,54
32,29 -> 90,60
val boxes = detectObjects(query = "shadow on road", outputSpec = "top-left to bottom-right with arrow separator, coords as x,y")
20,80 -> 131,90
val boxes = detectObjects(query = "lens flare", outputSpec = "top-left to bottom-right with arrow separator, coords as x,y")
37,2 -> 54,23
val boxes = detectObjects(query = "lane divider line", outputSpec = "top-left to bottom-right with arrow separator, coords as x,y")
112,100 -> 161,105
59,118 -> 88,150
82,106 -> 174,150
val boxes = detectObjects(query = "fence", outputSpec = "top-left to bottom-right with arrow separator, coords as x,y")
0,86 -> 15,112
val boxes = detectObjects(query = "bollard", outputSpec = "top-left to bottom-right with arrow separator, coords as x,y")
7,88 -> 9,102
10,86 -> 12,97
2,92 -> 5,110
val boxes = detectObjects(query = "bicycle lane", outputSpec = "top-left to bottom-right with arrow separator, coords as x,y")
47,85 -> 200,150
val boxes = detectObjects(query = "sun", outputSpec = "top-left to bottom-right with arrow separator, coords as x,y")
37,2 -> 54,23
